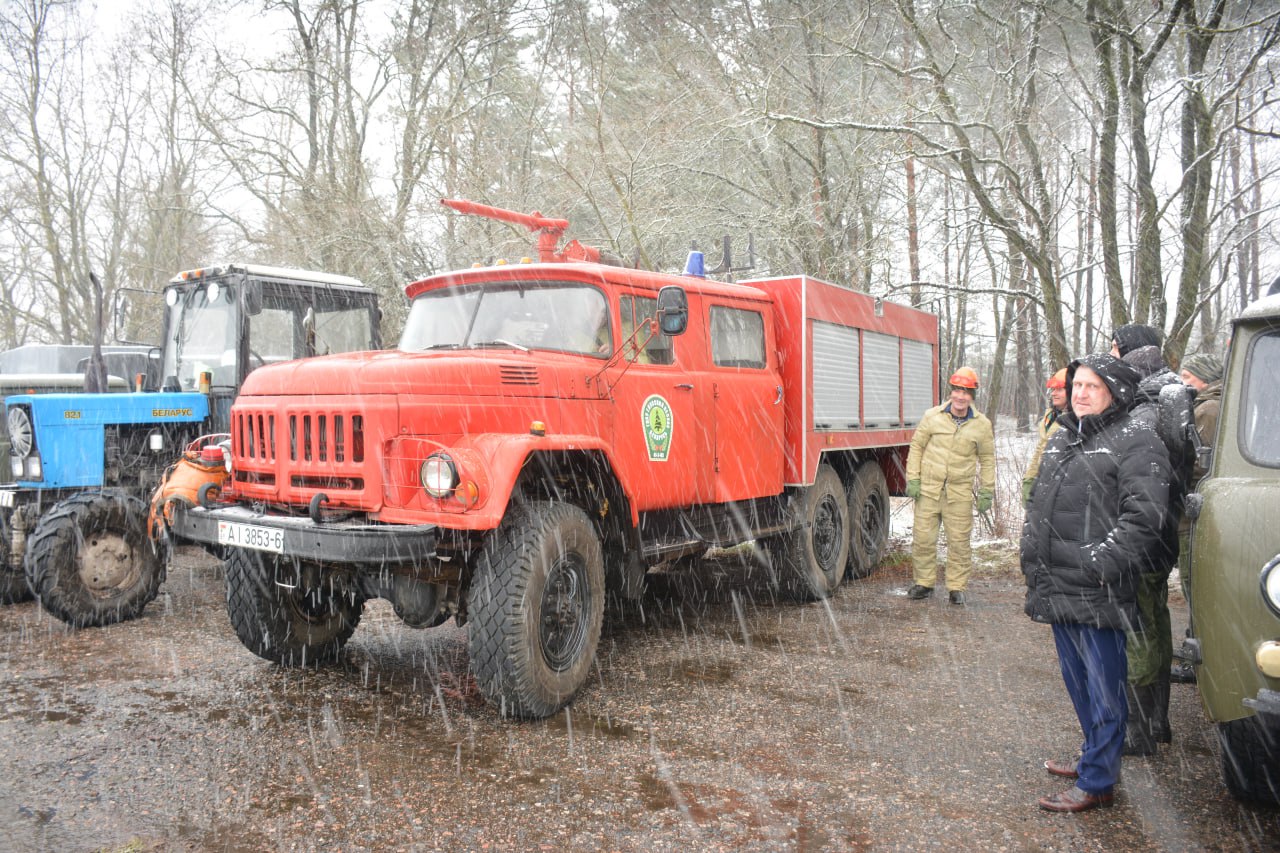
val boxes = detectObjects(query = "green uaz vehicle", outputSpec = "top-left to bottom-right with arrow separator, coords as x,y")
1184,290 -> 1280,803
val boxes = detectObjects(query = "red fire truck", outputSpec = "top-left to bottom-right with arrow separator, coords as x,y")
170,200 -> 938,718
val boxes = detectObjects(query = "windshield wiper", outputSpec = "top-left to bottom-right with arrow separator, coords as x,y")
471,339 -> 530,352
419,343 -> 466,351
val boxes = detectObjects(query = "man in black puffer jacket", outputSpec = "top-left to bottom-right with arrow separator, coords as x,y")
1119,343 -> 1191,755
1023,352 -> 1172,813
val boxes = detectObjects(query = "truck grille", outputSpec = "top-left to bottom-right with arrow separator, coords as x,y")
232,405 -> 371,500
286,412 -> 365,463
234,410 -> 366,464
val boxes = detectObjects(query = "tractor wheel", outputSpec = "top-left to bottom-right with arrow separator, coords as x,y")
225,548 -> 363,667
1218,716 -> 1280,804
845,461 -> 890,579
468,501 -> 605,719
0,511 -> 33,604
25,492 -> 164,627
765,464 -> 849,601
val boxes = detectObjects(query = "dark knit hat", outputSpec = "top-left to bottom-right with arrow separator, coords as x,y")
1111,323 -> 1162,357
1181,352 -> 1224,384
1121,344 -> 1167,379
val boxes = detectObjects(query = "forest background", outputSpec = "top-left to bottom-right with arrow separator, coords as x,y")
2,0 -> 1277,429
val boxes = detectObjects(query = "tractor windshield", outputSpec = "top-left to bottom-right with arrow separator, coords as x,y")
161,282 -> 239,391
400,281 -> 612,358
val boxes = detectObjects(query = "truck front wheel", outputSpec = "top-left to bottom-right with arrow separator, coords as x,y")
765,464 -> 850,601
468,501 -> 605,719
225,549 -> 364,667
25,492 -> 164,627
1218,715 -> 1280,804
845,461 -> 890,579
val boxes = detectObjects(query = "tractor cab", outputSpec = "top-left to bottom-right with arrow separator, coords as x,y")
146,265 -> 382,431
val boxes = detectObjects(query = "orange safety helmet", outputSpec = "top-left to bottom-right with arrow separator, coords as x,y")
949,366 -> 980,390
1046,368 -> 1067,390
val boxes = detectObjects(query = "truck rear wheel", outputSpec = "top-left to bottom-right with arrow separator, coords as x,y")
845,462 -> 890,579
25,492 -> 164,627
766,464 -> 849,601
1218,716 -> 1280,803
0,512 -> 33,604
225,549 -> 364,667
468,501 -> 604,719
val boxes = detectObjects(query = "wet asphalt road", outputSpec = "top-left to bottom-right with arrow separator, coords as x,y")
2,535 -> 1279,852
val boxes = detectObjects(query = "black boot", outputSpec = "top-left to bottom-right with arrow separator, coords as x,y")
1153,671 -> 1172,744
1124,683 -> 1159,756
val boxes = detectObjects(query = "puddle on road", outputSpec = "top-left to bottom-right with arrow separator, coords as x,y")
645,655 -> 737,686
544,709 -> 637,740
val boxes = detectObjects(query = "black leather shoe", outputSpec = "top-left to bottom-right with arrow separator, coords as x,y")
1044,758 -> 1079,779
948,590 -> 966,605
1170,662 -> 1197,684
907,584 -> 933,600
1038,785 -> 1114,812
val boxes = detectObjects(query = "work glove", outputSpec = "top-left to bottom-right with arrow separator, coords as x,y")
976,489 -> 994,514
906,479 -> 921,501
1021,477 -> 1035,507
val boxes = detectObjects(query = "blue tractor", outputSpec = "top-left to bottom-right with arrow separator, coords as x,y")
0,264 -> 381,626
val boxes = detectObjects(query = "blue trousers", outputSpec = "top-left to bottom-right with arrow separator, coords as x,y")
1051,623 -> 1127,795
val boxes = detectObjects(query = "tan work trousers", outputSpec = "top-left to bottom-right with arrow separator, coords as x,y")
911,487 -> 975,591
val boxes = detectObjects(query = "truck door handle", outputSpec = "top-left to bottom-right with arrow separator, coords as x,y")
674,383 -> 694,391
774,385 -> 784,405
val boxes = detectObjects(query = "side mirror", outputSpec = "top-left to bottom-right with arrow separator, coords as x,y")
112,287 -> 158,345
656,286 -> 688,336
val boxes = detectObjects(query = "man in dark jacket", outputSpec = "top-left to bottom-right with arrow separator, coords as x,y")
1119,343 -> 1189,755
1171,351 -> 1225,683
1023,353 -> 1172,812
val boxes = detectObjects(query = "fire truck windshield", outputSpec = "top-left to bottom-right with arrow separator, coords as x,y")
401,281 -> 612,357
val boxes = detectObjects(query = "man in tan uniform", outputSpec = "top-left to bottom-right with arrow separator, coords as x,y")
905,366 -> 997,605
1023,368 -> 1068,505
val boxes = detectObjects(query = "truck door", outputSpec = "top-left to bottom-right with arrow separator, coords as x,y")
707,302 -> 786,501
610,291 -> 714,509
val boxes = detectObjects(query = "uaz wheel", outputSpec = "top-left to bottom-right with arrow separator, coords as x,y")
225,548 -> 364,667
467,501 -> 605,719
25,492 -> 164,627
1218,715 -> 1280,804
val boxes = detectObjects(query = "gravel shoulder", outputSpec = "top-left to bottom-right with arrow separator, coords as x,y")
1,535 -> 1277,852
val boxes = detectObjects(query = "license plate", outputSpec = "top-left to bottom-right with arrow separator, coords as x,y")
217,520 -> 284,554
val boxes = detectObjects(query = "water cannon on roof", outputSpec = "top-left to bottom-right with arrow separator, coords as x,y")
441,198 -> 608,264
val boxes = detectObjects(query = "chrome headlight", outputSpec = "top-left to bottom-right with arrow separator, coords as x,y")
1261,555 -> 1280,618
6,406 -> 33,457
420,453 -> 458,498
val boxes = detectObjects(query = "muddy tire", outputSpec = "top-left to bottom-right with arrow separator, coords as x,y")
845,461 -> 890,579
765,464 -> 849,601
225,548 -> 364,667
0,511 -> 33,604
1218,716 -> 1280,804
468,501 -> 604,719
25,492 -> 164,627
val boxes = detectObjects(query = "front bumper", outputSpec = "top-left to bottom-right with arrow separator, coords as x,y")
1244,688 -> 1280,717
169,503 -> 439,567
